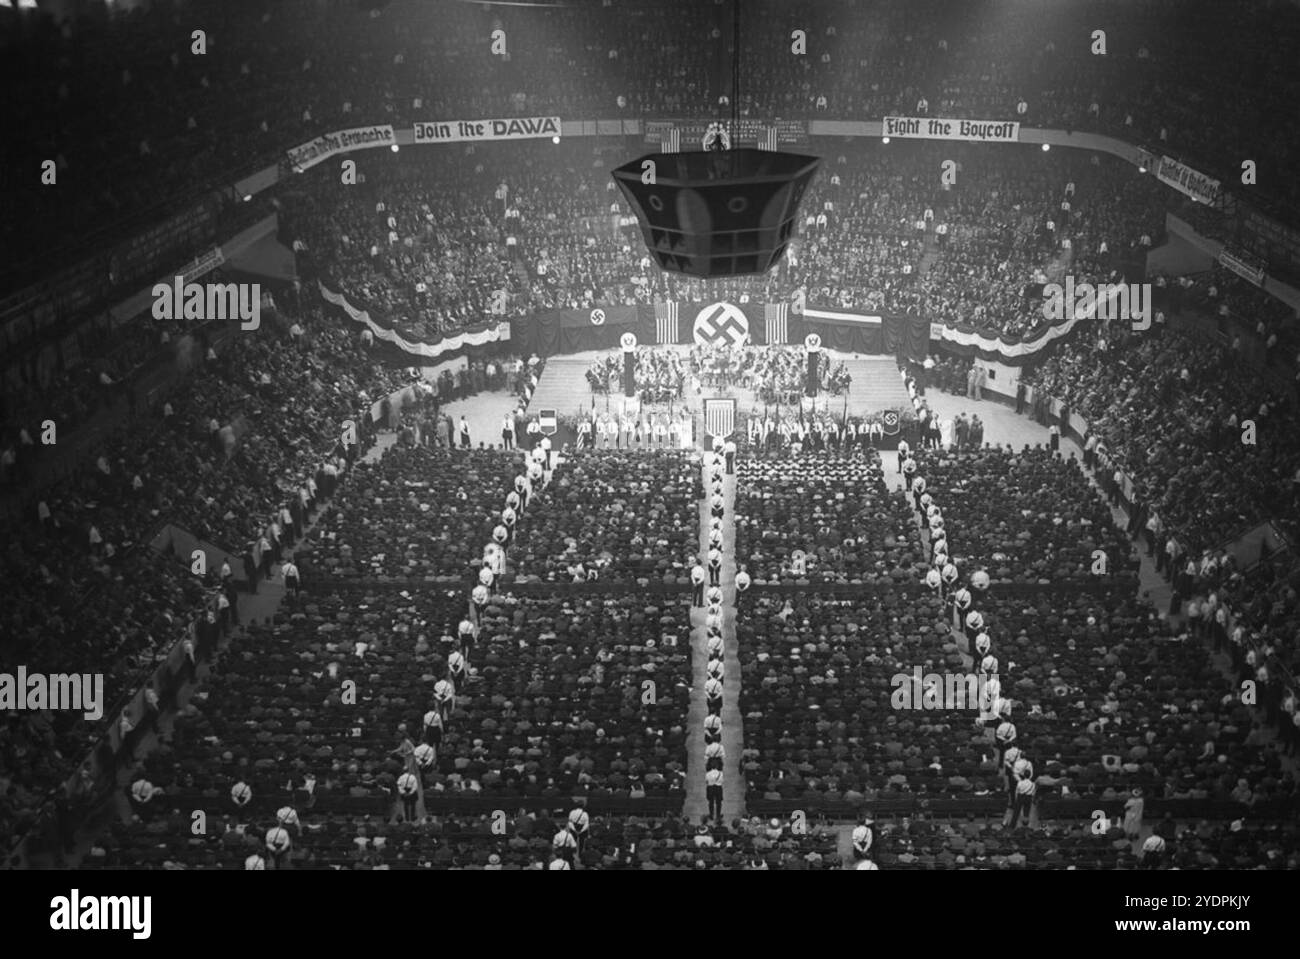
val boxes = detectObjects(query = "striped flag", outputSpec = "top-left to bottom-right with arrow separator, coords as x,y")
660,128 -> 680,154
655,301 -> 679,344
758,126 -> 778,152
704,398 -> 736,439
764,302 -> 789,344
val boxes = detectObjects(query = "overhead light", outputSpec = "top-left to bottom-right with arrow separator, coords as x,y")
1041,143 -> 1050,152
882,136 -> 890,144
391,144 -> 400,152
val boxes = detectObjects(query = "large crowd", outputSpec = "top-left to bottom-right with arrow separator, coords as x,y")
1024,317 -> 1300,554
279,137 -> 1174,349
1,294 -> 407,854
510,450 -> 703,585
5,0 -> 1300,872
7,0 -> 1300,283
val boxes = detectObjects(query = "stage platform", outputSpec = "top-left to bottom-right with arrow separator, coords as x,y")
527,348 -> 913,421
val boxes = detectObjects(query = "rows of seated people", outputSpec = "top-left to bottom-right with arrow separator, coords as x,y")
1023,318 -> 1300,553
7,0 -> 1300,270
1174,266 -> 1300,368
734,454 -> 923,585
84,585 -> 696,867
304,445 -> 529,582
739,589 -> 999,803
282,138 -> 1172,345
969,589 -> 1292,808
82,809 -> 845,870
849,813 -> 1299,870
510,449 -> 702,585
907,147 -> 1168,339
736,582 -> 1291,810
908,445 -> 1140,585
0,303 -> 405,852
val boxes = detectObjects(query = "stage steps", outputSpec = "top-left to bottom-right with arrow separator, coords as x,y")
527,357 -> 600,418
836,356 -> 913,416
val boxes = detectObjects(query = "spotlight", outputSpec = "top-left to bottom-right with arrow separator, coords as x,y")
391,144 -> 399,152
1138,165 -> 1146,173
882,136 -> 890,144
1041,143 -> 1050,152
552,136 -> 561,144
243,194 -> 252,202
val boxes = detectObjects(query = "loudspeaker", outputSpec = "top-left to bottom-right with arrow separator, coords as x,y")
612,148 -> 822,278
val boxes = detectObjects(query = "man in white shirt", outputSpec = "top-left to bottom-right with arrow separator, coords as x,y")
280,556 -> 297,595
705,767 -> 724,821
705,739 -> 725,771
851,818 -> 874,860
691,562 -> 707,607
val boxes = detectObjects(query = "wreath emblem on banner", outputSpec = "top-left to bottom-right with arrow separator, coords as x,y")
590,308 -> 606,326
620,332 -> 637,351
702,122 -> 732,152
804,333 -> 822,351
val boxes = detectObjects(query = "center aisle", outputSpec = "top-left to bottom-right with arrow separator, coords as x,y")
684,447 -> 745,823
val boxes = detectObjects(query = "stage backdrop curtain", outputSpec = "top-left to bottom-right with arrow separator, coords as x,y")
514,306 -> 657,356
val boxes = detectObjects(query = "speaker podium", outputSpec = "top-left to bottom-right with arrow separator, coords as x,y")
612,148 -> 822,278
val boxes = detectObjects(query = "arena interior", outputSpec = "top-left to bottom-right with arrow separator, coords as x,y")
2,0 -> 1300,887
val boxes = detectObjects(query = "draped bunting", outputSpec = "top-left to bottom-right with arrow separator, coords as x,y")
313,280 -> 1102,367
316,275 -> 508,360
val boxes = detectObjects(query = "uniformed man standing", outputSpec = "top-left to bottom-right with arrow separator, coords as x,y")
691,561 -> 707,607
705,738 -> 725,771
705,675 -> 724,717
568,804 -> 591,858
723,438 -> 737,475
851,818 -> 874,861
705,766 -> 724,822
704,713 -> 723,745
707,546 -> 722,587
1009,774 -> 1036,828
500,413 -> 515,449
282,558 -> 300,596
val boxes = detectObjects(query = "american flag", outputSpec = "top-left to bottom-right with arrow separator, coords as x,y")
758,126 -> 778,152
655,301 -> 679,344
660,128 -> 680,154
704,398 -> 736,440
764,302 -> 789,344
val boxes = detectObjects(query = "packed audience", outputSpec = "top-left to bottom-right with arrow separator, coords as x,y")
7,0 -> 1300,281
735,455 -> 922,584
1024,319 -> 1300,552
909,445 -> 1140,585
83,586 -> 695,868
307,447 -> 530,582
510,450 -> 702,584
0,298 -> 407,853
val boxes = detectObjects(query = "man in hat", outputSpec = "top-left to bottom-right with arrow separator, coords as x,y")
707,546 -> 722,588
705,676 -> 724,717
851,817 -> 875,861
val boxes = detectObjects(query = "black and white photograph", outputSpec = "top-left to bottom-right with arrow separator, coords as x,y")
0,0 -> 1295,939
